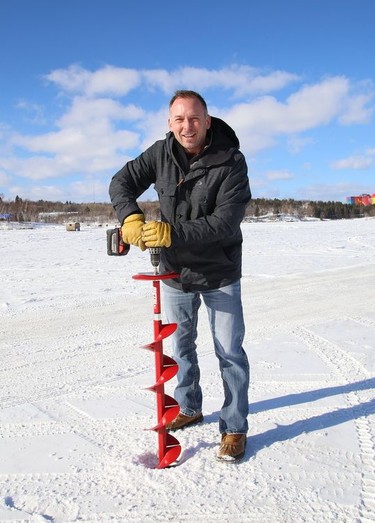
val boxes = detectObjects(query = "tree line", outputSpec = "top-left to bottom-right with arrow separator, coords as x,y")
0,196 -> 160,223
246,198 -> 375,220
0,195 -> 374,223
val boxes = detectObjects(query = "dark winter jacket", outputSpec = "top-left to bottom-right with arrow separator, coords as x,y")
109,116 -> 251,291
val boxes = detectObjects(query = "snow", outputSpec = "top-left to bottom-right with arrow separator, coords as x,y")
0,217 -> 374,523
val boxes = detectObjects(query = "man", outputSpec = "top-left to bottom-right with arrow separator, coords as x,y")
109,90 -> 251,462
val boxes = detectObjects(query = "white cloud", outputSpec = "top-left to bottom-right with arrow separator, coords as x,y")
284,77 -> 348,128
8,95 -> 143,181
58,97 -> 145,128
45,64 -> 91,93
45,64 -> 141,97
266,170 -> 294,181
331,155 -> 374,170
86,66 -> 141,97
339,93 -> 374,124
245,69 -> 301,94
41,67 -> 374,160
138,107 -> 169,150
6,155 -> 59,181
16,100 -> 46,124
24,184 -> 68,201
12,124 -> 139,158
219,76 -> 356,155
46,64 -> 300,99
0,171 -> 9,185
143,65 -> 300,97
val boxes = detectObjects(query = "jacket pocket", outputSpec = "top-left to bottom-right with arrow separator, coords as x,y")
154,179 -> 177,198
154,179 -> 177,222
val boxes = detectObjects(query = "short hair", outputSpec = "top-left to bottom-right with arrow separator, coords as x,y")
169,90 -> 208,114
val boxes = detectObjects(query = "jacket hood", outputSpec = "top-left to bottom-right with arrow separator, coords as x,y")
209,116 -> 240,150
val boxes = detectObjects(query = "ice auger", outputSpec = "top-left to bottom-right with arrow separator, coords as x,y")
133,247 -> 182,469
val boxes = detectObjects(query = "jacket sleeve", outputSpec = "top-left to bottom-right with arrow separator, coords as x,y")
109,147 -> 157,224
172,153 -> 251,246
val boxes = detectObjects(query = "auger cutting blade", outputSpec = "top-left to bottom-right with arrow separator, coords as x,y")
156,444 -> 181,469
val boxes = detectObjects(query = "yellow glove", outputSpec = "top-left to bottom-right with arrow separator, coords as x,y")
121,214 -> 146,251
142,221 -> 172,248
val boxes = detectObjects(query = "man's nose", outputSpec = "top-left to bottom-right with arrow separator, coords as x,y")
183,119 -> 193,129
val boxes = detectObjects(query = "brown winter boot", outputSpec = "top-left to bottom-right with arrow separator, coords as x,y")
216,433 -> 247,462
166,412 -> 203,432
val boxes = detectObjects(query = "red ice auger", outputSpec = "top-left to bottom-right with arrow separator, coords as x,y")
133,247 -> 182,469
107,230 -> 181,467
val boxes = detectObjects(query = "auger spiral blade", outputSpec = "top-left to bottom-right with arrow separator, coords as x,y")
157,437 -> 182,469
149,405 -> 180,431
132,270 -> 182,469
155,358 -> 179,385
143,323 -> 177,351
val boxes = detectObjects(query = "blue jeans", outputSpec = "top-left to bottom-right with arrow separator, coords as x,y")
162,280 -> 249,434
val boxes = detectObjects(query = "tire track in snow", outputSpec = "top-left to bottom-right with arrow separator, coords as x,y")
350,315 -> 375,329
292,326 -> 375,522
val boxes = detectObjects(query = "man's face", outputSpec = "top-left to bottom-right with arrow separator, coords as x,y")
168,97 -> 211,156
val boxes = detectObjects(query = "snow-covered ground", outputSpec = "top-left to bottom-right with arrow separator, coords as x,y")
0,218 -> 374,523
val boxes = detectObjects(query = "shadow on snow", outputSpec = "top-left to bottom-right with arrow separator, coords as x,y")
248,377 -> 375,458
201,377 -> 375,462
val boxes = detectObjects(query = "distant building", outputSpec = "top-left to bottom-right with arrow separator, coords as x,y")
66,222 -> 80,231
346,194 -> 375,205
39,211 -> 79,219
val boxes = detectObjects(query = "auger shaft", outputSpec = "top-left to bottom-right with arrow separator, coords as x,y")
152,278 -> 168,461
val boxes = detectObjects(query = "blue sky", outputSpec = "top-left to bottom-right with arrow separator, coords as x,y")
1,0 -> 374,204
